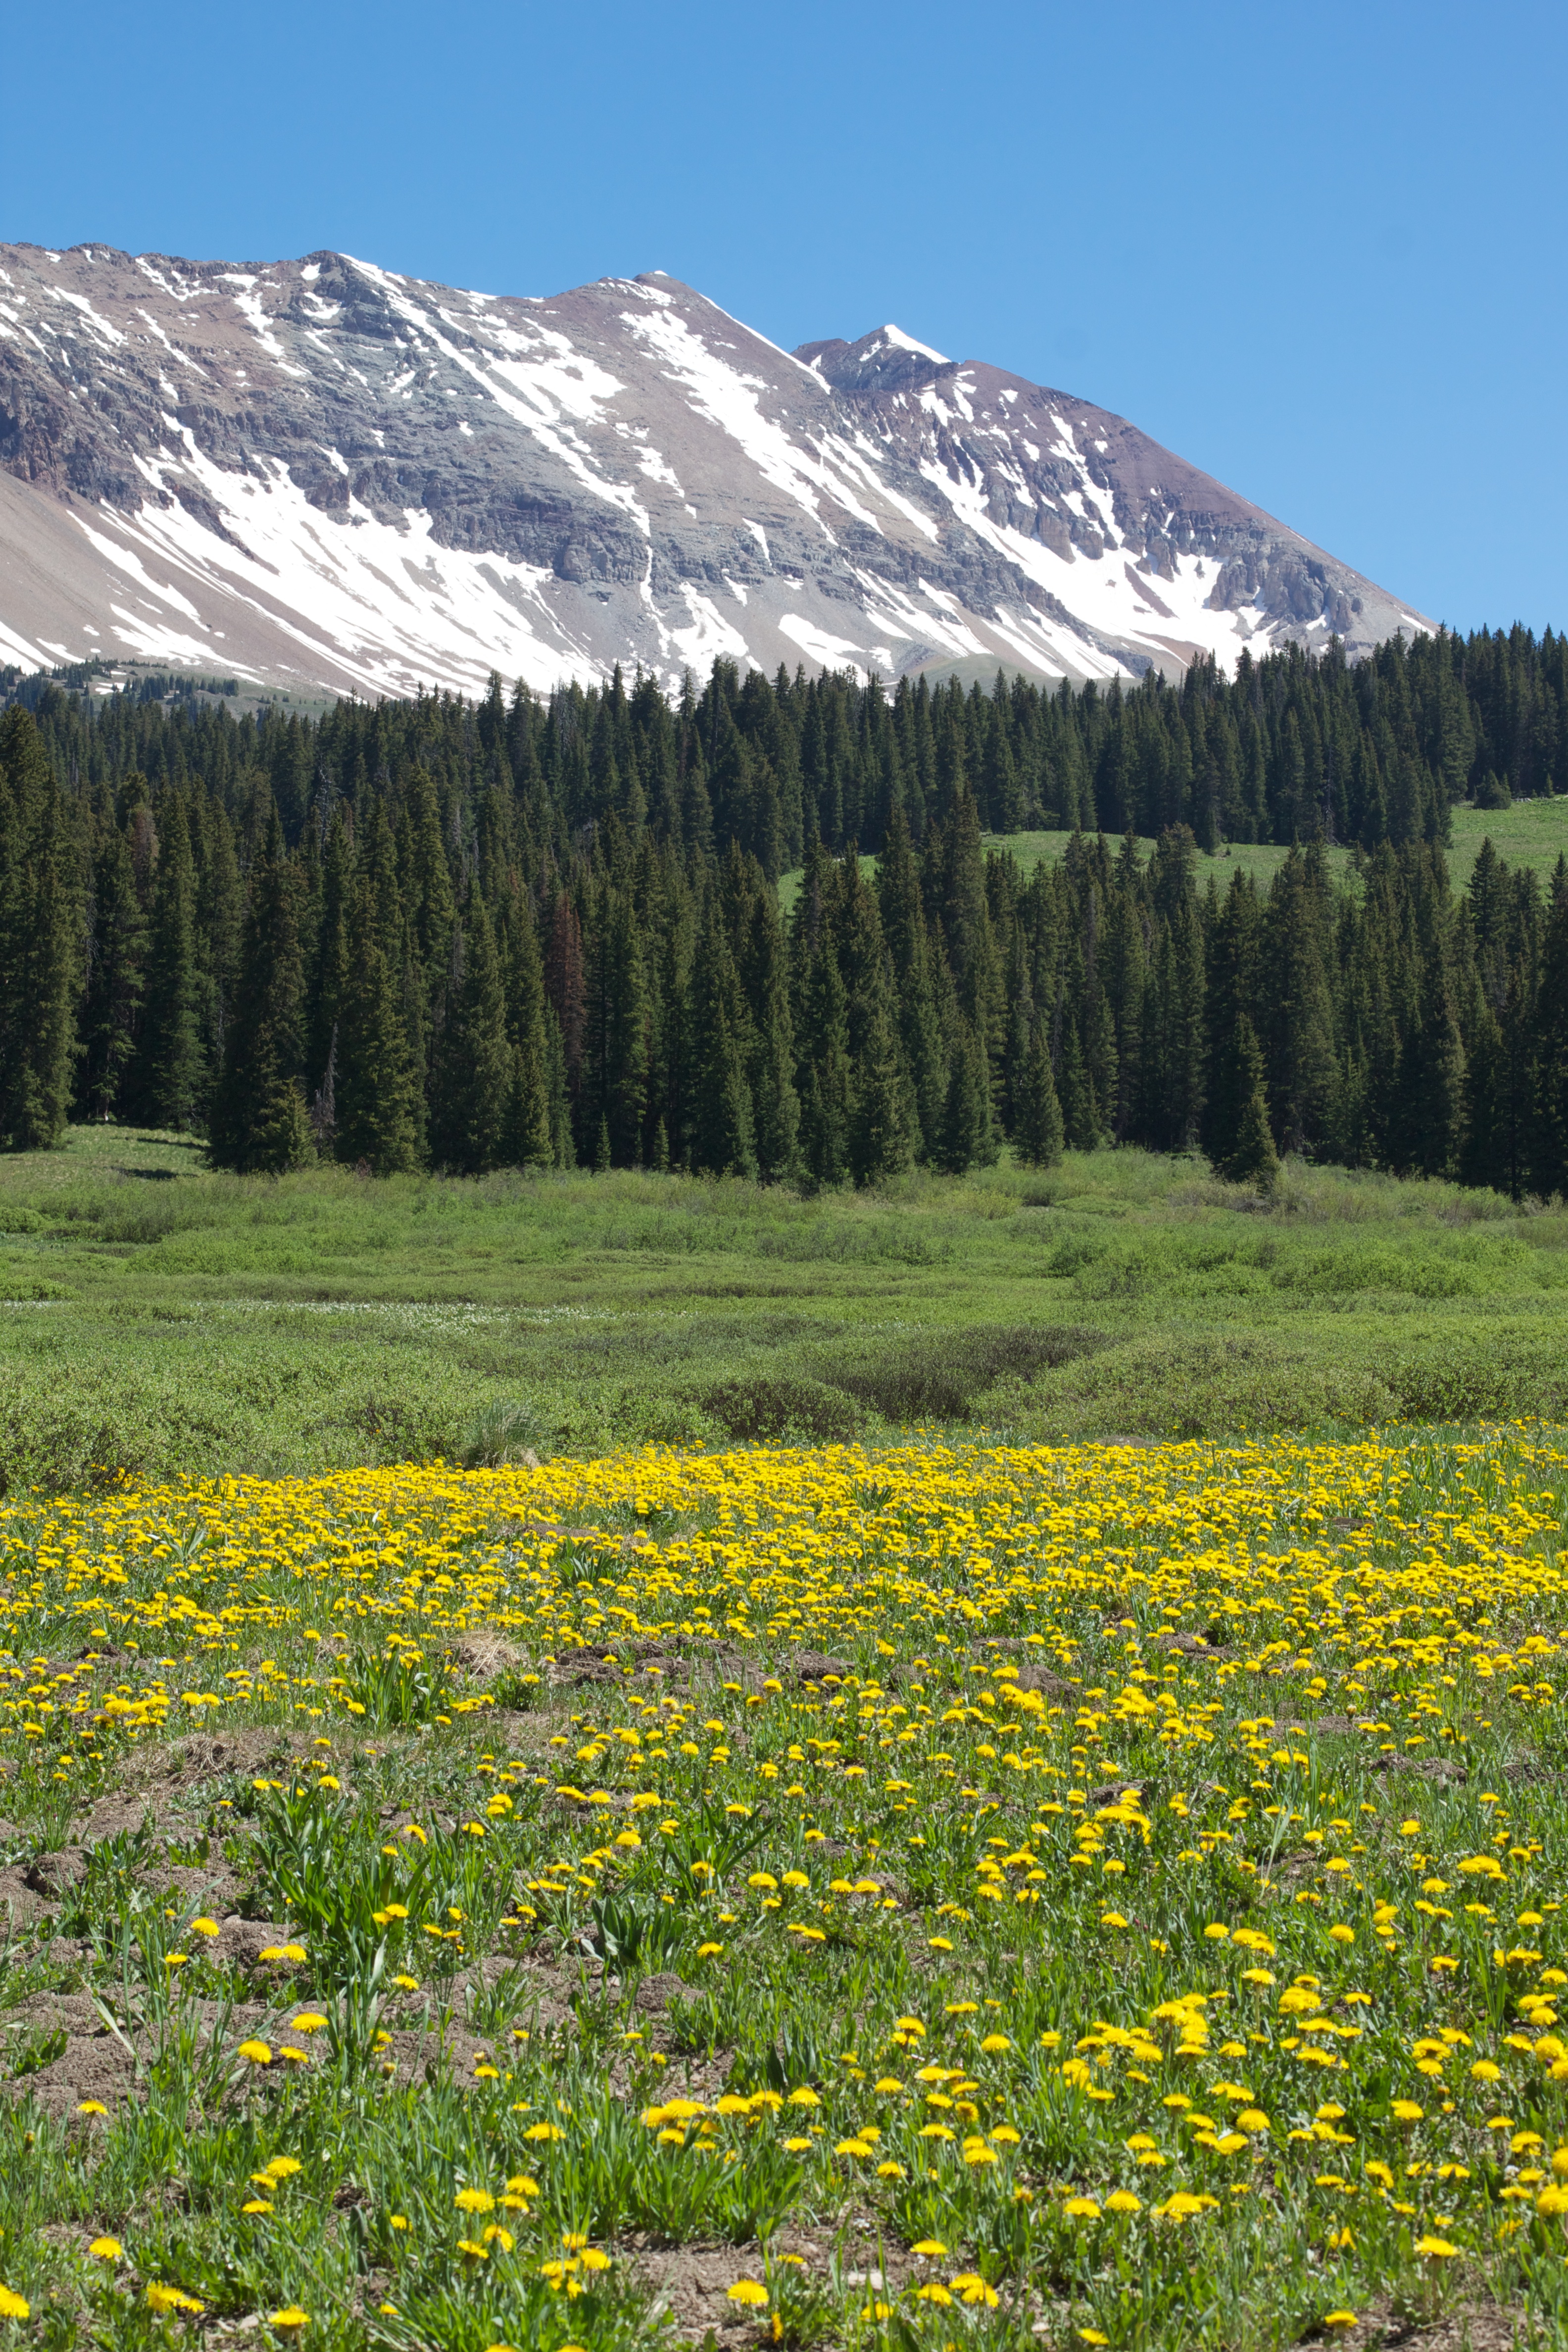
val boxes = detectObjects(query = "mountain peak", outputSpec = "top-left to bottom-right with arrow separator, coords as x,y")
794,322 -> 952,392
0,241 -> 1430,698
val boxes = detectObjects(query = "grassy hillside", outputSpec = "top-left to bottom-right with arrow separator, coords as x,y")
2,1127 -> 1566,1489
778,796 -> 1568,916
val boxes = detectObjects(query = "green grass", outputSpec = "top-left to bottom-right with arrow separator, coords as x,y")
2,1126 -> 1568,1490
777,798 -> 1568,917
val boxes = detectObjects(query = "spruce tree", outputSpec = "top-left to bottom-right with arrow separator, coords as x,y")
732,864 -> 798,1181
1218,1016 -> 1279,1191
210,819 -> 311,1174
687,904 -> 757,1178
582,886 -> 647,1166
1013,1017 -> 1064,1167
77,822 -> 145,1122
847,972 -> 914,1187
686,912 -> 761,1185
306,807 -> 353,1115
1258,847 -> 1334,1155
430,894 -> 514,1175
497,890 -> 554,1170
794,924 -> 851,1187
1057,1020 -> 1098,1151
937,1016 -> 995,1173
1533,862 -> 1568,1196
133,794 -> 206,1133
1201,869 -> 1261,1163
876,805 -> 946,1156
0,707 -> 78,1150
335,881 -> 421,1175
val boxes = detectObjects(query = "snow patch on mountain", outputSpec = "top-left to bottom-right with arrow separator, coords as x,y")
0,242 -> 1431,699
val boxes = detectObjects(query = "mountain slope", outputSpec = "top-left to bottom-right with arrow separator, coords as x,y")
0,243 -> 1430,697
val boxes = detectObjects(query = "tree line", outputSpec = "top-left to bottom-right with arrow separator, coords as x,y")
9,618 -> 1568,874
0,635 -> 1566,1197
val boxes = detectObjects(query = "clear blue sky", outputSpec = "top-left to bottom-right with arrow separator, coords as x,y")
4,0 -> 1564,637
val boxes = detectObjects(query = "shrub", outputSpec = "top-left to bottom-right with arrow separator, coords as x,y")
459,1396 -> 550,1468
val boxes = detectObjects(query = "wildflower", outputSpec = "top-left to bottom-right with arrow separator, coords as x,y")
76,2101 -> 108,2116
1415,2236 -> 1459,2258
727,2280 -> 769,2306
0,2289 -> 26,2320
237,2040 -> 273,2066
270,2311 -> 309,2333
951,2273 -> 999,2307
89,2239 -> 122,2261
146,2285 -> 204,2314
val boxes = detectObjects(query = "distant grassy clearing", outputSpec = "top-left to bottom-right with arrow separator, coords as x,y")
777,798 -> 1568,915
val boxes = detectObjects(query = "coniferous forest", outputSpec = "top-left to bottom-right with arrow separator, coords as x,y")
2,622 -> 1568,1197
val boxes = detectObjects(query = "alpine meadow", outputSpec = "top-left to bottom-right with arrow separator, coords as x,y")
4,617 -> 1568,2352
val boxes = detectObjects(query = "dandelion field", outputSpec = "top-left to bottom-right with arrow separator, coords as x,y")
0,1434 -> 1565,2346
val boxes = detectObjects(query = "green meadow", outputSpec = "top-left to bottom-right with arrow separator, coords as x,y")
2,1126 -> 1567,1491
778,797 -> 1568,918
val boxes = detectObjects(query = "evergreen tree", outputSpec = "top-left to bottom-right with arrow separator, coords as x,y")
937,1016 -> 995,1173
739,888 -> 799,1181
686,905 -> 757,1179
876,805 -> 945,1157
1217,1016 -> 1279,1190
133,794 -> 206,1132
335,882 -> 421,1174
1258,847 -> 1334,1155
13,632 -> 1568,1213
582,884 -> 647,1165
793,878 -> 852,1187
77,821 -> 145,1122
1013,1016 -> 1064,1167
210,819 -> 311,1174
497,889 -> 555,1170
1533,862 -> 1568,1196
0,707 -> 78,1150
1057,1017 -> 1098,1151
429,894 -> 514,1174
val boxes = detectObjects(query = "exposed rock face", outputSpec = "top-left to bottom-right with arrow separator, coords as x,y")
0,244 -> 1430,697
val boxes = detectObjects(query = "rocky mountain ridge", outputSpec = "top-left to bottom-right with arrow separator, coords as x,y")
0,242 -> 1430,698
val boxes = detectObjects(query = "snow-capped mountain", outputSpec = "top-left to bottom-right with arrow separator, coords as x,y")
0,243 -> 1430,699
